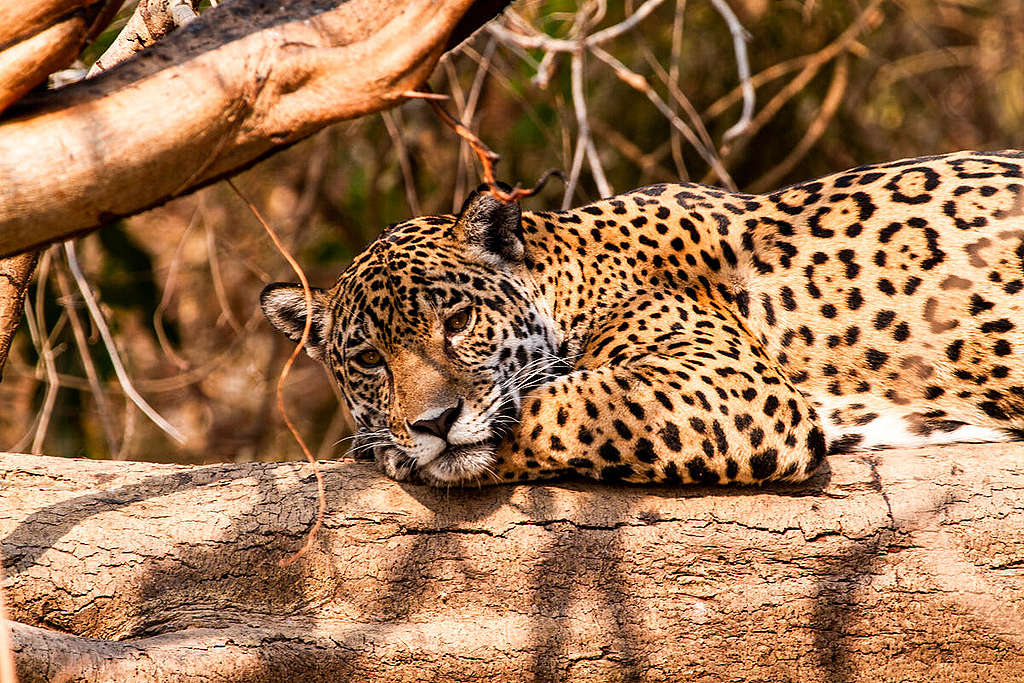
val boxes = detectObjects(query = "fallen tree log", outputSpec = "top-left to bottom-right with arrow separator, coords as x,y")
2,445 -> 1024,681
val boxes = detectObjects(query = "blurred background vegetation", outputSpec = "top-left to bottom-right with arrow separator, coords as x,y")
2,0 -> 1022,464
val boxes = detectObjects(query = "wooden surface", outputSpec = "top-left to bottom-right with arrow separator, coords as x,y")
2,444 -> 1023,681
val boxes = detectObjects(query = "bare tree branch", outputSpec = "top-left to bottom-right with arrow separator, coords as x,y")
0,0 -> 123,112
88,0 -> 202,78
54,259 -> 121,454
486,0 -> 670,53
703,0 -> 884,183
64,243 -> 186,444
381,110 -> 423,215
488,1 -> 736,192
709,0 -> 754,142
590,45 -> 737,189
749,54 -> 849,193
0,252 -> 38,377
23,252 -> 60,454
0,0 -> 509,259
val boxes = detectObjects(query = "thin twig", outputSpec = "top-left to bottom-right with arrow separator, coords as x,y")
461,38 -> 499,197
227,179 -> 325,568
589,45 -> 737,189
533,50 -> 559,89
401,90 -> 451,101
30,251 -> 59,455
115,400 -> 137,461
442,59 -> 471,211
873,45 -> 978,90
55,260 -> 120,455
565,52 -> 596,207
636,42 -> 718,165
586,0 -> 667,44
154,205 -> 200,370
488,2 -> 741,189
457,44 -> 565,153
703,54 -> 811,120
749,54 -> 849,192
668,0 -> 689,179
424,92 -> 550,204
591,117 -> 676,180
289,132 -> 331,238
64,242 -> 186,445
206,222 -> 243,333
487,0 -> 670,52
573,51 -> 613,200
11,305 -> 42,453
709,0 -> 755,142
24,314 -> 264,396
381,110 -> 423,215
705,0 -> 883,178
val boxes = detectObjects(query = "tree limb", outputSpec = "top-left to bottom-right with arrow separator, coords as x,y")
0,0 -> 507,259
0,0 -> 123,112
3,444 -> 1024,681
0,252 -> 38,378
88,0 -> 201,78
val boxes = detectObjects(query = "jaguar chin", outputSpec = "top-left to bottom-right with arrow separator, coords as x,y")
418,441 -> 500,485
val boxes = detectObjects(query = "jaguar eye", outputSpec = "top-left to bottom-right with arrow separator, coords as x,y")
444,308 -> 472,335
353,348 -> 384,368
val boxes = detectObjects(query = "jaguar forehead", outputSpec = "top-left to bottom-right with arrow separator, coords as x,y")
378,238 -> 440,337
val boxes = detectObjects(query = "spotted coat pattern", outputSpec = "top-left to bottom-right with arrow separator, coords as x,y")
261,151 -> 1024,487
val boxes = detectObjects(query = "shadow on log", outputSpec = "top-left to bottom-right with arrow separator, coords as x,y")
2,445 -> 1024,681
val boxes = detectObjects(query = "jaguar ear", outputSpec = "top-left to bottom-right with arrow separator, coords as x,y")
260,282 -> 330,362
456,183 -> 524,263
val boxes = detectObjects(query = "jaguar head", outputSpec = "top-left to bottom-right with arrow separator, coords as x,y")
261,188 -> 562,485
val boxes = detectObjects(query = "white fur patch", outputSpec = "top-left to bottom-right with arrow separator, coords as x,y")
818,397 -> 1011,450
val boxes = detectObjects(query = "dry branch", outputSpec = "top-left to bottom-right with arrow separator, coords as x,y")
3,444 -> 1024,681
0,0 -> 510,259
0,253 -> 38,377
0,0 -> 122,112
0,0 -> 123,375
88,0 -> 200,77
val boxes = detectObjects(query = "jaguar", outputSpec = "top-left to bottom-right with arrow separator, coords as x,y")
261,150 -> 1024,487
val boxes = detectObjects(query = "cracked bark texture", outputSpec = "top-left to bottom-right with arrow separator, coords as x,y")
2,444 -> 1024,682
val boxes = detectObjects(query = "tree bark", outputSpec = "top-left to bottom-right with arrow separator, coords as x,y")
2,444 -> 1024,681
0,0 -> 123,112
0,0 -> 125,376
0,252 -> 39,378
0,0 -> 506,259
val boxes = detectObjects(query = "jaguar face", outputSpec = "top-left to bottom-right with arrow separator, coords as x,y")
261,189 -> 562,484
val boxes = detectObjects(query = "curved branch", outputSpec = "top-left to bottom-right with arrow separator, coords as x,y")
0,0 -> 507,258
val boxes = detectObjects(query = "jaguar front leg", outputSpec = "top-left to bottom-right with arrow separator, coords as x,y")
492,324 -> 827,486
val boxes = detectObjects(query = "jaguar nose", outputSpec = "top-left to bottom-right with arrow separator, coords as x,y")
408,398 -> 464,440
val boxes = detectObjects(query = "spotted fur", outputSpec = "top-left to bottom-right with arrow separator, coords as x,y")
262,150 -> 1024,486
